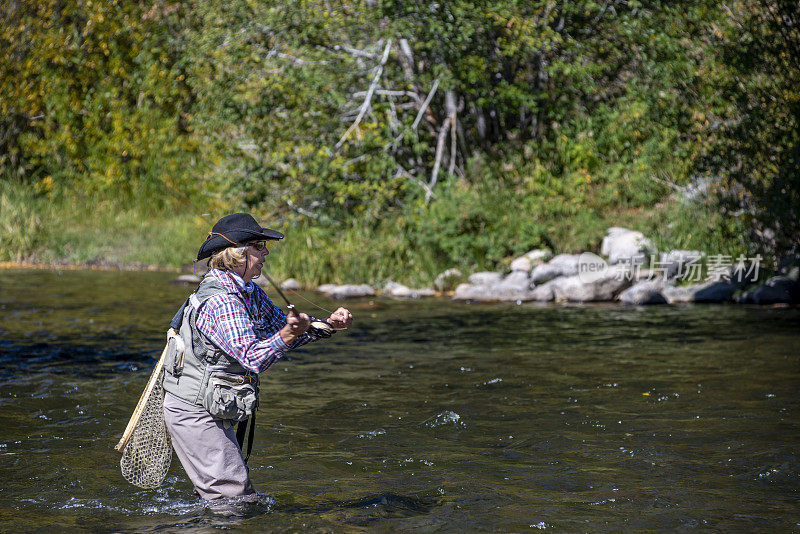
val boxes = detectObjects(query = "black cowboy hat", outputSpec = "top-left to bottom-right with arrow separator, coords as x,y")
197,213 -> 284,261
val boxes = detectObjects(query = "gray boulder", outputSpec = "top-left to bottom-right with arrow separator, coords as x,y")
659,250 -> 703,280
317,283 -> 337,294
778,254 -> 800,302
452,283 -> 534,302
632,269 -> 663,282
171,274 -> 203,285
317,284 -> 375,299
617,281 -> 667,305
778,254 -> 800,281
498,270 -> 531,290
468,271 -> 503,286
509,256 -> 532,273
509,248 -> 553,272
525,249 -> 553,265
530,254 -> 581,284
601,227 -> 656,265
384,280 -> 412,297
548,264 -> 634,302
383,281 -> 436,298
739,276 -> 797,305
433,268 -> 463,291
529,280 -> 556,301
662,280 -> 739,303
281,278 -> 301,291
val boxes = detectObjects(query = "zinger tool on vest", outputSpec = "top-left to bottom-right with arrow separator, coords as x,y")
261,272 -> 335,338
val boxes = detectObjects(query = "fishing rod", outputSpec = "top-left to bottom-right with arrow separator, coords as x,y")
261,272 -> 335,338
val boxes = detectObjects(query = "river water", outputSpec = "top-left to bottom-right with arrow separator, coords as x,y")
0,269 -> 798,532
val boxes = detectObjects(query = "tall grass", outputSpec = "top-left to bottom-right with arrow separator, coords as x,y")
0,181 -> 205,268
1,181 -> 53,263
1,173 -> 757,286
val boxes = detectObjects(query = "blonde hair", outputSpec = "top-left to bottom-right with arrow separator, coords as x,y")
208,246 -> 248,271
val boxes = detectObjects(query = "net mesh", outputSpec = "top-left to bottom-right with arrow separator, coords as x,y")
119,366 -> 173,489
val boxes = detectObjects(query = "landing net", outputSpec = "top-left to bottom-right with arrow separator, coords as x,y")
116,334 -> 174,489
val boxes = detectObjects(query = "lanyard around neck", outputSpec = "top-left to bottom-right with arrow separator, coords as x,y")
226,272 -> 257,319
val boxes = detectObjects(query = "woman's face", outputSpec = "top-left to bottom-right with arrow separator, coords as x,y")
240,241 -> 269,282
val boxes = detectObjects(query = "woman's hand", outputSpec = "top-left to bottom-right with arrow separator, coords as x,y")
280,311 -> 311,344
327,307 -> 353,330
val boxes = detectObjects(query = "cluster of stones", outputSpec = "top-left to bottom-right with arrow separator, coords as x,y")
315,281 -> 434,299
448,227 -> 800,305
316,268 -> 472,299
174,228 -> 799,305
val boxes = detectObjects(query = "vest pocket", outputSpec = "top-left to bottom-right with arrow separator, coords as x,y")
202,371 -> 258,421
165,331 -> 186,378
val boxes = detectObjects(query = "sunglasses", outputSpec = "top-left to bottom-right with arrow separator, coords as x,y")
247,240 -> 274,251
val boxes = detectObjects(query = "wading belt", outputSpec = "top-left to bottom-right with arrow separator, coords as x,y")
236,414 -> 256,464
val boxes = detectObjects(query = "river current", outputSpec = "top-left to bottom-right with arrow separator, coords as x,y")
0,269 -> 798,532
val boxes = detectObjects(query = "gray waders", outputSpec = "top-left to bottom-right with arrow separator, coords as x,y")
162,277 -> 260,499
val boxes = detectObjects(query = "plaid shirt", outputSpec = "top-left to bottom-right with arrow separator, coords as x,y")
195,269 -> 322,373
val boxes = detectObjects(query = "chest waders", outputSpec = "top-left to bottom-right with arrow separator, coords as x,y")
162,277 -> 259,462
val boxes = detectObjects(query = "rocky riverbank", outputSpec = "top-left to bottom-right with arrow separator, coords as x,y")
450,228 -> 799,305
313,227 -> 799,306
171,227 -> 800,306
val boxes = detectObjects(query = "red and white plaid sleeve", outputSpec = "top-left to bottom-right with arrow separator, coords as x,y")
195,293 -> 289,373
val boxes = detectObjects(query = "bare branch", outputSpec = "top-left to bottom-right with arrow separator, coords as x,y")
391,77 -> 440,145
397,38 -> 416,81
649,172 -> 686,193
275,52 -> 329,65
287,199 -> 320,219
446,91 -> 457,176
412,78 -> 440,131
721,2 -> 743,29
337,45 -> 380,60
343,153 -> 369,167
388,98 -> 400,134
335,39 -> 392,150
353,89 -> 419,99
396,166 -> 436,199
426,117 -> 451,203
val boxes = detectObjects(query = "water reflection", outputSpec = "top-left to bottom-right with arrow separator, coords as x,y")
0,269 -> 798,532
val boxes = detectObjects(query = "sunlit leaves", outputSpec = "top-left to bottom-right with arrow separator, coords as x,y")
0,0 -> 199,206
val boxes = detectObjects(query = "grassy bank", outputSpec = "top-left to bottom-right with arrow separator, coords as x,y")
1,177 -> 755,287
0,181 -> 204,269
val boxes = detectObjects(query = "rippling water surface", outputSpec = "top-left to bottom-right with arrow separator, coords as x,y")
0,269 -> 798,532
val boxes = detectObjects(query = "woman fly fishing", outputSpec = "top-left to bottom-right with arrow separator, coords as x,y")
161,212 -> 353,501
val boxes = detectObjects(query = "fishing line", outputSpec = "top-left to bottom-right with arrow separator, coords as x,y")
261,271 -> 336,337
287,287 -> 336,315
261,271 -> 335,315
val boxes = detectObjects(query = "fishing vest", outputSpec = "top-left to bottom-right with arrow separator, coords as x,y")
162,276 -> 259,420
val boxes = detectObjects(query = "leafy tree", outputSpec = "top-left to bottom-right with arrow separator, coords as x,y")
702,0 -> 800,254
1,0 -> 797,270
0,0 -> 199,205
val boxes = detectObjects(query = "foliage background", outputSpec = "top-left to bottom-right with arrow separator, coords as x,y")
1,0 -> 797,284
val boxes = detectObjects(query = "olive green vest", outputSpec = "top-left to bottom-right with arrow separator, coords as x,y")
162,277 -> 259,407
